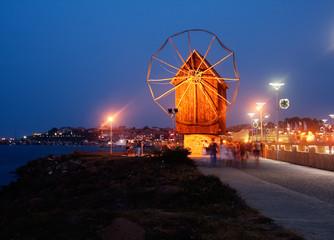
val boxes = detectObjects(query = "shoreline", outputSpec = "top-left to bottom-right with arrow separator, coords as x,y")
0,150 -> 304,240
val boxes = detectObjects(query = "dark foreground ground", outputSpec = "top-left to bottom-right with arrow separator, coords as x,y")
0,150 -> 304,240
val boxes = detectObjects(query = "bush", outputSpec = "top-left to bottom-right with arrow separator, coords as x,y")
161,148 -> 194,166
181,175 -> 243,205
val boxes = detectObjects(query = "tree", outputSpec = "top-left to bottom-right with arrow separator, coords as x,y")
48,128 -> 58,135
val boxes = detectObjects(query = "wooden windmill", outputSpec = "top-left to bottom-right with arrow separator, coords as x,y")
147,29 -> 240,155
170,49 -> 229,135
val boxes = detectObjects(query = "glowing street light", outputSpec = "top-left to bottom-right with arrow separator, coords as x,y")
108,116 -> 113,153
329,114 -> 334,125
270,82 -> 284,160
247,113 -> 255,141
256,102 -> 266,142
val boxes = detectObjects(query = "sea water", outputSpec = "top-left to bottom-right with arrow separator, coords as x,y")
0,145 -> 123,187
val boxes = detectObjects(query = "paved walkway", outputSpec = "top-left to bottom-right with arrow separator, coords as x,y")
197,158 -> 334,240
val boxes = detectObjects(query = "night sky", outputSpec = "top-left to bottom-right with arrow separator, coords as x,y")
1,0 -> 334,138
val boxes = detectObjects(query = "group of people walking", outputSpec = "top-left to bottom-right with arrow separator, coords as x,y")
202,138 -> 263,167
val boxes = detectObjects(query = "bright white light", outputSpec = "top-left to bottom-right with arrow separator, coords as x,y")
256,102 -> 266,108
269,82 -> 285,91
248,113 -> 255,118
264,113 -> 271,119
329,114 -> 334,119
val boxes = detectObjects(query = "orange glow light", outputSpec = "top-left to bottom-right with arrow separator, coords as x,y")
306,131 -> 315,142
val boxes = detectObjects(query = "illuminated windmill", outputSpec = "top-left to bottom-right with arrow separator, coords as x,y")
147,29 -> 240,136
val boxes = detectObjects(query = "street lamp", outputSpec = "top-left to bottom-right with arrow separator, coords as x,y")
256,102 -> 266,142
248,113 -> 255,141
330,114 -> 334,154
321,119 -> 328,145
168,108 -> 178,140
253,118 -> 259,141
263,113 -> 270,142
108,117 -> 113,153
329,114 -> 334,124
269,82 -> 284,160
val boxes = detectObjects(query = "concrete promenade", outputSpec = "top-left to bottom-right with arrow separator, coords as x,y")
196,158 -> 334,240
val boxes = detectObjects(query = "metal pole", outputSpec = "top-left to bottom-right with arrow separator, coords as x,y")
332,119 -> 334,155
276,90 -> 279,160
141,140 -> 144,156
251,118 -> 253,141
248,113 -> 255,142
260,107 -> 263,142
110,122 -> 112,154
172,117 -> 175,141
329,115 -> 334,154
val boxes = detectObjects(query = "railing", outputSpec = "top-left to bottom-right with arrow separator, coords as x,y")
264,143 -> 334,171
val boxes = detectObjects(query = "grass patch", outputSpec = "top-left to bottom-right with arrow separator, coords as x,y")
0,150 -> 304,240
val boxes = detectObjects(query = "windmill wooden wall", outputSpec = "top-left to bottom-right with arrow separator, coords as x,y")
171,50 -> 228,135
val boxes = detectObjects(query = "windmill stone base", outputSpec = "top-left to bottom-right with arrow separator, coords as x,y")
184,134 -> 220,157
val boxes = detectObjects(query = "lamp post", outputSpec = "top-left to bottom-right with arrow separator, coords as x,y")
108,117 -> 113,153
322,119 -> 328,145
248,113 -> 255,141
269,82 -> 284,160
253,118 -> 259,141
168,108 -> 178,141
256,102 -> 266,142
263,123 -> 268,141
330,114 -> 334,154
329,114 -> 334,125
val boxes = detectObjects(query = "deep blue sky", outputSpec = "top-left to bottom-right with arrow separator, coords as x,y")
1,0 -> 334,138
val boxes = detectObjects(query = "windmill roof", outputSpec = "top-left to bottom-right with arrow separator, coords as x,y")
171,49 -> 230,89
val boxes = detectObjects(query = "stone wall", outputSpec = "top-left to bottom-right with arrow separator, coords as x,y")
264,143 -> 334,171
184,134 -> 219,157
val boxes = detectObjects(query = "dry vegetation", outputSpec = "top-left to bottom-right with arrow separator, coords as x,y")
0,149 -> 303,240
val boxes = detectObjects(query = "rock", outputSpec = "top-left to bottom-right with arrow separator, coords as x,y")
86,166 -> 99,174
98,217 -> 145,240
28,197 -> 43,209
173,226 -> 202,240
154,185 -> 180,201
47,155 -> 56,161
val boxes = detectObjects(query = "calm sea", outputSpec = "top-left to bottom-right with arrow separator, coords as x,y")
0,145 -> 123,187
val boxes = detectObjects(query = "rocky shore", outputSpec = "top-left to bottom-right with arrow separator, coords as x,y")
0,149 -> 303,240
